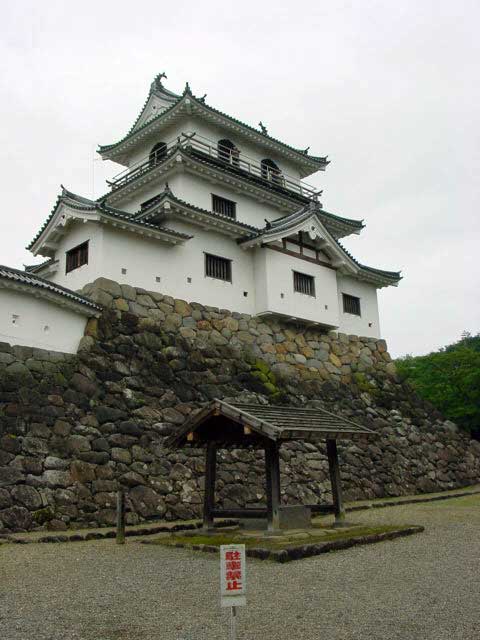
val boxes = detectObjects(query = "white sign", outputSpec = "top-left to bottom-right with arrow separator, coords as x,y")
220,544 -> 247,608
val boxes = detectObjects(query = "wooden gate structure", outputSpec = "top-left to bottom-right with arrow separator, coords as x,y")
167,399 -> 375,531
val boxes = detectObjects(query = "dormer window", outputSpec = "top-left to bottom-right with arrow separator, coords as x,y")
261,159 -> 283,186
217,139 -> 240,167
149,142 -> 167,167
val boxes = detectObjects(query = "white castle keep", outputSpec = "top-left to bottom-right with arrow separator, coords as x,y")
1,74 -> 401,352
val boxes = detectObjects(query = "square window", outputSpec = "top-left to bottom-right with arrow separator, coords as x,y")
205,253 -> 232,282
293,271 -> 315,297
342,293 -> 361,316
212,194 -> 236,219
66,241 -> 89,274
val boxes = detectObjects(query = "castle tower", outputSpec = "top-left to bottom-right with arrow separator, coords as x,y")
26,74 -> 401,338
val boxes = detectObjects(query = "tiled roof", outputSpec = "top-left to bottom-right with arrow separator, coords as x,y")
0,265 -> 102,312
27,188 -> 193,251
239,205 -> 401,286
265,204 -> 364,234
98,80 -> 328,169
167,399 -> 375,447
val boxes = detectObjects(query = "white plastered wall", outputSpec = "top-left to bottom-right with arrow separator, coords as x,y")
99,223 -> 257,313
0,288 -> 88,353
38,220 -> 383,339
47,221 -> 104,291
167,172 -> 283,228
336,275 -> 381,337
255,247 -> 340,327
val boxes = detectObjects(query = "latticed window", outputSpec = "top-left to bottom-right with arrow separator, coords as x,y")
205,253 -> 232,282
66,241 -> 89,273
293,271 -> 315,296
343,293 -> 361,316
212,194 -> 236,219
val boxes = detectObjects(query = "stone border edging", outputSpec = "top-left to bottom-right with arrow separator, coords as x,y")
142,525 -> 425,563
346,489 -> 480,514
0,519 -> 237,545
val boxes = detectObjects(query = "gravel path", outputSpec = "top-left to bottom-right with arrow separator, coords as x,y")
1,495 -> 479,640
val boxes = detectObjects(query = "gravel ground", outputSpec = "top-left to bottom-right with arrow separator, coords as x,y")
1,495 -> 479,640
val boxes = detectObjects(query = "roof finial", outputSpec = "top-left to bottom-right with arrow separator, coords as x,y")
151,72 -> 168,92
199,93 -> 207,103
184,81 -> 192,95
258,121 -> 268,135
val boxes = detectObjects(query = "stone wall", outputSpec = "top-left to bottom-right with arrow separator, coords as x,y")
0,277 -> 479,533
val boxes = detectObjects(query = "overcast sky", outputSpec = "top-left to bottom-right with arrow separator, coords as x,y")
1,0 -> 479,357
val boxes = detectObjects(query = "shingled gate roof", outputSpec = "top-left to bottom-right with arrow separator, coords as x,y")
167,399 -> 375,447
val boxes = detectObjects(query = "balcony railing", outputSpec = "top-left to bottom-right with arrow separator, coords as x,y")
107,132 -> 319,200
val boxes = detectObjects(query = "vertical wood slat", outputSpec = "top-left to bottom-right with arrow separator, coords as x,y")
206,254 -> 232,282
116,487 -> 126,544
203,442 -> 217,530
265,442 -> 281,531
293,271 -> 315,297
326,439 -> 346,525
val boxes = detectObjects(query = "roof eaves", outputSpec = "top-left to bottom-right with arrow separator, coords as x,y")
0,265 -> 102,312
98,204 -> 193,240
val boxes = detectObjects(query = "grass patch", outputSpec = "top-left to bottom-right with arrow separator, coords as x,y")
150,524 -> 413,551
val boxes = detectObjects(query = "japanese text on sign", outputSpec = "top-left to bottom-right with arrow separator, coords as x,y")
220,544 -> 247,607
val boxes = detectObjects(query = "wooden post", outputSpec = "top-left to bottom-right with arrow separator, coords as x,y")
265,441 -> 281,532
116,487 -> 126,544
326,439 -> 346,526
203,442 -> 217,531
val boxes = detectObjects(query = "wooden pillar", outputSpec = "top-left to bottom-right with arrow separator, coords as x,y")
265,441 -> 281,531
203,442 -> 217,531
116,487 -> 126,544
326,438 -> 346,525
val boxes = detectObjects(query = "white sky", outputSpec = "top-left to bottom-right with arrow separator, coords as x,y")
1,0 -> 479,358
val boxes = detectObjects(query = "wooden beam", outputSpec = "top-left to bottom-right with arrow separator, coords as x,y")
265,442 -> 281,532
203,442 -> 217,531
326,439 -> 346,525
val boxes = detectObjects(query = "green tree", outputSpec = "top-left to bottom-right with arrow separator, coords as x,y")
396,333 -> 480,434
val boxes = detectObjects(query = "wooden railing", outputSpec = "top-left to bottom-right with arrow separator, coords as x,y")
107,133 -> 319,199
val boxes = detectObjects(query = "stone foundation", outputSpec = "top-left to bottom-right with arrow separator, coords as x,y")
0,277 -> 479,533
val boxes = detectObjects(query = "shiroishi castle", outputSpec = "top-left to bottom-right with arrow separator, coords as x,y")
1,73 -> 401,352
